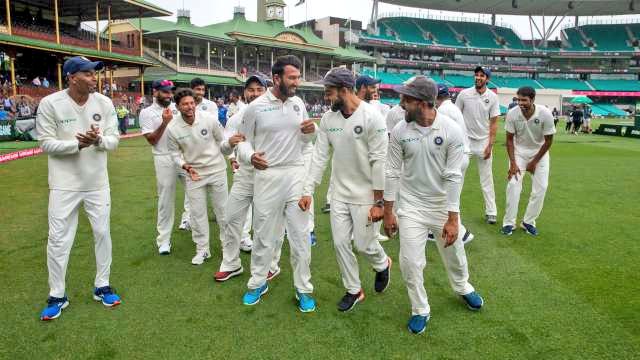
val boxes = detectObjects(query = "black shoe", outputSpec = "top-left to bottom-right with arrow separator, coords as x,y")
337,290 -> 364,312
374,258 -> 392,293
321,203 -> 331,214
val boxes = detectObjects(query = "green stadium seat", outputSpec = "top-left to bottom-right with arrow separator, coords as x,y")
562,28 -> 589,51
449,22 -> 501,49
492,27 -> 527,49
581,25 -> 632,51
592,103 -> 628,116
415,19 -> 461,47
588,79 -> 640,91
538,78 -> 591,90
385,18 -> 431,45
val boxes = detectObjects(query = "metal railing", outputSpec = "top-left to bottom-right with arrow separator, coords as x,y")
560,17 -> 640,30
376,11 -> 513,31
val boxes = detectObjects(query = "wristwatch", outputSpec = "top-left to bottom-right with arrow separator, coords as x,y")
374,200 -> 384,208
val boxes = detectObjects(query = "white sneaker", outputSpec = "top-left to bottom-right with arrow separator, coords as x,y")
158,243 -> 171,255
179,219 -> 191,231
191,250 -> 211,265
462,231 -> 475,245
376,232 -> 389,242
240,238 -> 253,252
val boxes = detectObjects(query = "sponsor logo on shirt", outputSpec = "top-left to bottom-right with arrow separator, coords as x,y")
376,128 -> 386,134
56,118 -> 76,125
92,113 -> 102,121
354,125 -> 363,135
400,137 -> 420,144
327,128 -> 343,133
434,136 -> 444,145
257,106 -> 279,113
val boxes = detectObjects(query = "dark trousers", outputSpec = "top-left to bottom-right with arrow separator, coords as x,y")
118,117 -> 127,135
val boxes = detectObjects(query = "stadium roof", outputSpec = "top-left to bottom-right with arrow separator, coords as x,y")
381,0 -> 640,16
17,0 -> 172,20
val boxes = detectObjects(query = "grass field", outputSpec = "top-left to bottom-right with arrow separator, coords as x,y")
1,119 -> 639,359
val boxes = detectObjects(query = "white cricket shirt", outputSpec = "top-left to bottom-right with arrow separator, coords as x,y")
438,99 -> 470,154
384,113 -> 465,213
139,101 -> 178,155
386,105 -> 405,134
456,87 -> 500,140
304,101 -> 388,205
236,89 -> 312,168
36,90 -> 119,191
505,104 -> 556,154
196,98 -> 219,119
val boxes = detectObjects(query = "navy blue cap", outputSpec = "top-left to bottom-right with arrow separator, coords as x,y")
245,75 -> 267,89
62,56 -> 104,76
317,67 -> 356,88
152,79 -> 175,92
437,83 -> 450,97
355,75 -> 381,89
474,66 -> 492,78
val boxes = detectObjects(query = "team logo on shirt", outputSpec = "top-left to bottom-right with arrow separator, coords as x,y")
484,99 -> 490,104
92,113 -> 102,121
354,125 -> 363,135
202,106 -> 207,111
434,136 -> 444,145
172,110 -> 178,115
201,129 -> 208,136
293,104 -> 300,112
534,118 -> 540,124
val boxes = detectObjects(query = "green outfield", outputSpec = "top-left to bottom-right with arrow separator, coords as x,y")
1,120 -> 639,359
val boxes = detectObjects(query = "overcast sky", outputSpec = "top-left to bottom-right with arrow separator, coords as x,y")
146,0 -> 640,41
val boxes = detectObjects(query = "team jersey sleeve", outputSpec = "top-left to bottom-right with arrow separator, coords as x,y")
300,100 -> 316,144
490,96 -> 501,118
368,110 -> 389,191
455,92 -> 465,112
236,103 -> 257,164
166,127 -> 186,169
96,102 -> 120,152
443,124 -> 465,213
384,123 -> 403,202
504,110 -> 516,134
139,108 -> 155,135
36,98 -> 80,155
302,115 -> 330,196
542,109 -> 557,136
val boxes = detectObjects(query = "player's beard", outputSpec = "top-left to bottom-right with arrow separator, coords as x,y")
279,81 -> 295,98
157,96 -> 171,108
475,79 -> 486,90
405,107 -> 421,123
364,91 -> 373,102
331,97 -> 344,112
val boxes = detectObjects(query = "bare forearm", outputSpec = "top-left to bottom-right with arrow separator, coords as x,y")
488,117 -> 498,144
506,136 -> 516,164
146,122 -> 168,145
532,137 -> 553,163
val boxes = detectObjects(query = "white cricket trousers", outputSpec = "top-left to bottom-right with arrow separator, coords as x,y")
186,170 -> 228,254
503,152 -> 550,227
153,154 -> 190,248
47,189 -> 112,298
331,200 -> 388,294
398,207 -> 475,316
248,165 -> 313,293
221,171 -> 254,272
467,138 -> 497,216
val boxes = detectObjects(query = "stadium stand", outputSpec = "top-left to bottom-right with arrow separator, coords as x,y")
449,21 -> 501,49
362,22 -> 397,41
591,103 -> 628,116
490,76 -> 543,89
492,26 -> 527,49
561,27 -> 589,51
414,19 -> 461,46
537,78 -> 592,90
581,24 -> 631,51
588,79 -> 640,91
385,18 -> 431,44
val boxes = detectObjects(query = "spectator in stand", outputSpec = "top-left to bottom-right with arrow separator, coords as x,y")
552,107 -> 559,127
2,92 -> 14,113
226,90 -> 245,120
32,76 -> 41,87
42,77 -> 50,88
17,96 -> 32,118
217,98 -> 228,127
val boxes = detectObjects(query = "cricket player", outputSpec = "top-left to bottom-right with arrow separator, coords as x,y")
436,84 -> 474,244
214,75 -> 267,282
456,66 -> 500,224
166,88 -> 232,265
139,80 -> 191,255
237,55 -> 317,312
37,56 -> 121,320
356,74 -> 389,242
501,86 -> 555,236
300,67 -> 391,312
191,77 -> 219,118
383,76 -> 483,335
386,104 -> 405,133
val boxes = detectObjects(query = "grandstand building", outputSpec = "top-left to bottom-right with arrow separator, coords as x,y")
0,0 -> 171,99
109,0 -> 373,98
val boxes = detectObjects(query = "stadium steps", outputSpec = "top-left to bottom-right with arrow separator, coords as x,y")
534,79 -> 544,89
581,25 -> 632,51
411,19 -> 433,44
561,28 -> 588,51
488,27 -> 508,49
445,23 -> 467,46
575,27 -> 594,49
386,18 -> 430,44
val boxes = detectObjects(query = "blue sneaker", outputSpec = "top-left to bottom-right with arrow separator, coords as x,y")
521,222 -> 538,236
243,283 -> 268,306
501,225 -> 514,236
40,296 -> 69,321
407,314 -> 429,334
295,291 -> 316,313
309,231 -> 317,246
461,291 -> 484,311
93,286 -> 121,307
